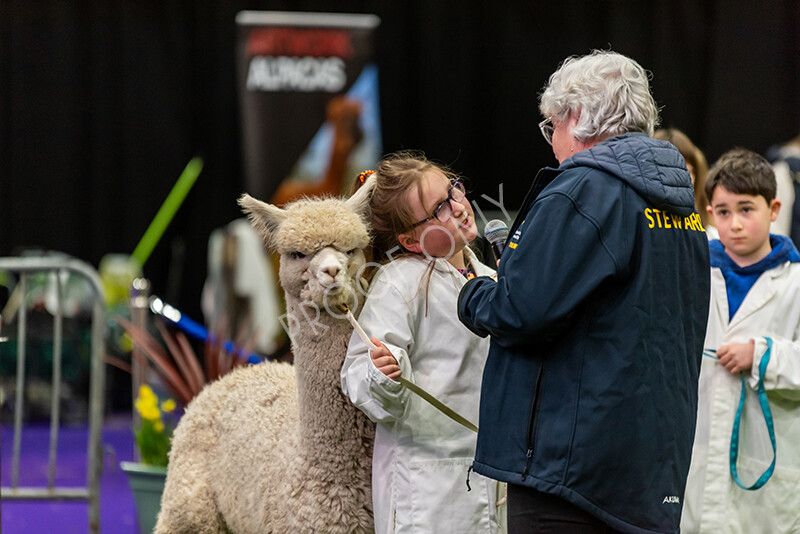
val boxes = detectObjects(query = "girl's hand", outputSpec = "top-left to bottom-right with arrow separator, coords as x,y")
717,340 -> 755,375
369,337 -> 402,380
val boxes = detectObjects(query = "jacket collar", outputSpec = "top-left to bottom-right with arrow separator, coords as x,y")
431,246 -> 491,276
714,260 -> 792,329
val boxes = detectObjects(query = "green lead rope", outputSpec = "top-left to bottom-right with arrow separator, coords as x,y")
397,377 -> 478,433
703,338 -> 776,490
342,305 -> 479,434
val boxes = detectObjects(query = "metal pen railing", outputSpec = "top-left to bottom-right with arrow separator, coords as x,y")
0,256 -> 106,534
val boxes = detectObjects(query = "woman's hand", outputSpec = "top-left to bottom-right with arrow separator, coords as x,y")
370,337 -> 402,380
717,340 -> 755,375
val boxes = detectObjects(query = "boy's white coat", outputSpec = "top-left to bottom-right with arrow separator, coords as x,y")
682,261 -> 800,533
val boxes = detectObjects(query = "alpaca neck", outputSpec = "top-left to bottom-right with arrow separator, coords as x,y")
286,299 -> 372,458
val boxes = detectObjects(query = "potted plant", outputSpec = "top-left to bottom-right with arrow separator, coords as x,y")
120,384 -> 176,534
112,316 -> 254,534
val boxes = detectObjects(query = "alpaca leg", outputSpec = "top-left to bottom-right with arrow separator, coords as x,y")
155,444 -> 225,534
155,473 -> 224,534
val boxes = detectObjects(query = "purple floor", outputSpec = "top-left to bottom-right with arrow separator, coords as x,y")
1,414 -> 139,534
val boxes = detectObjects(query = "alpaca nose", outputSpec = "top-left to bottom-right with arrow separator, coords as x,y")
313,247 -> 346,287
322,265 -> 340,278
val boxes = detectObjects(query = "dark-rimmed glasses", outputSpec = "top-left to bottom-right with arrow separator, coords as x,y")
539,117 -> 554,146
410,180 -> 467,228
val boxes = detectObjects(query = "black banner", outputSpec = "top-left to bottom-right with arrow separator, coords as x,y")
235,11 -> 382,204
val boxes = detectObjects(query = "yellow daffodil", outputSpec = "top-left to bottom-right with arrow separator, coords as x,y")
141,405 -> 161,422
133,385 -> 177,467
161,399 -> 176,413
139,384 -> 157,404
134,397 -> 161,421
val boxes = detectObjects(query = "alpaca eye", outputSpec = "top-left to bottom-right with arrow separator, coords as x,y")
346,249 -> 357,255
288,251 -> 306,259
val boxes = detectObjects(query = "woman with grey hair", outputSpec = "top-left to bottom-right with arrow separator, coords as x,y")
458,50 -> 710,533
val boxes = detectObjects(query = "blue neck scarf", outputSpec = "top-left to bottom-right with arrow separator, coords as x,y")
709,234 -> 800,321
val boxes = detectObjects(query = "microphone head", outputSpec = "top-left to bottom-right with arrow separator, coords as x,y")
483,219 -> 509,246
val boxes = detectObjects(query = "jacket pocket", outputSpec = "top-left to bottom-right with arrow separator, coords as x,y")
404,457 -> 495,533
521,362 -> 544,481
733,455 -> 800,533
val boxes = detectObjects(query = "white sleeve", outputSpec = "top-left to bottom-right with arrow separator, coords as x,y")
750,336 -> 800,401
341,280 -> 414,423
771,161 -> 795,237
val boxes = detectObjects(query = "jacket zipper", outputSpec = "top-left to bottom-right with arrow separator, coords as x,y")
507,168 -> 551,239
521,363 -> 544,481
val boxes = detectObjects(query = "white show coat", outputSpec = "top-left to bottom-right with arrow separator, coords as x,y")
771,149 -> 799,237
681,261 -> 800,533
341,249 -> 504,534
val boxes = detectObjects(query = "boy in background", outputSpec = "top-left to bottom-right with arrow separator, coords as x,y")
682,148 -> 800,533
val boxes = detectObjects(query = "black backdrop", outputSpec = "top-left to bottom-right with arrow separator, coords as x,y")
2,0 -> 799,321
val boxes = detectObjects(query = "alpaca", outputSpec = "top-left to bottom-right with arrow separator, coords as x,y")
155,185 -> 376,534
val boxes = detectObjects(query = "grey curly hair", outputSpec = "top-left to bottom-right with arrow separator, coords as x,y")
539,50 -> 660,142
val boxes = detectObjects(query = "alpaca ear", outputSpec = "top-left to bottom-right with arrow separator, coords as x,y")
346,173 -> 375,219
238,193 -> 287,247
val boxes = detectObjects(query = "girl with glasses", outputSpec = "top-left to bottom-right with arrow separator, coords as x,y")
341,150 -> 504,534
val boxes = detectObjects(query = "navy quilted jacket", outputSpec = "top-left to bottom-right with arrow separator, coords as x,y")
458,133 -> 710,533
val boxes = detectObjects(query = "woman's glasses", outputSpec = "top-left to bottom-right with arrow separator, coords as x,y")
410,180 -> 467,228
539,117 -> 554,146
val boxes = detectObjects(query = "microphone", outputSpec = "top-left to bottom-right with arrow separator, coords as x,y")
483,219 -> 509,264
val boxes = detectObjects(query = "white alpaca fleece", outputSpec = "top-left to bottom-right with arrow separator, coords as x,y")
156,187 -> 376,534
238,194 -> 371,256
273,198 -> 370,255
